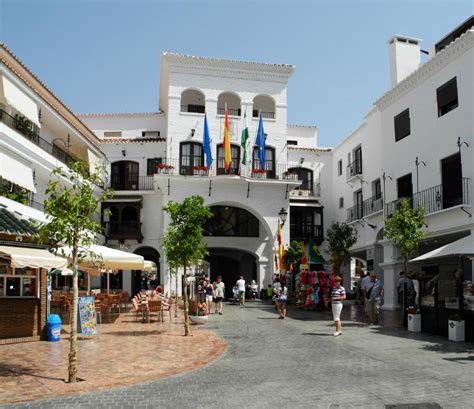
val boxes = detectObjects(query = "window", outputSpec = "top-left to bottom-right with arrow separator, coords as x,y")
290,207 -> 323,241
287,140 -> 298,146
187,104 -> 205,114
111,161 -> 139,190
142,131 -> 160,138
216,144 -> 241,175
372,179 -> 382,200
252,146 -> 276,178
104,131 -> 122,138
181,89 -> 205,113
394,109 -> 410,142
204,206 -> 259,237
147,158 -> 162,175
339,197 -> 344,208
437,77 -> 458,117
180,142 -> 203,176
0,260 -> 37,298
338,160 -> 342,176
288,167 -> 313,191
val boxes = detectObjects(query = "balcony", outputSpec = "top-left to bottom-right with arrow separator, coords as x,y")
252,111 -> 275,119
109,175 -> 154,191
217,107 -> 241,117
347,204 -> 364,223
0,109 -> 76,166
346,159 -> 362,180
386,178 -> 470,217
363,195 -> 383,216
150,158 -> 301,182
290,224 -> 323,242
103,221 -> 143,241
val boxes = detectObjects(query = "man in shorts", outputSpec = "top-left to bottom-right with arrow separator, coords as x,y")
213,276 -> 225,315
236,275 -> 246,307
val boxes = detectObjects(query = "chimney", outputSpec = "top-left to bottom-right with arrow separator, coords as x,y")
388,35 -> 421,88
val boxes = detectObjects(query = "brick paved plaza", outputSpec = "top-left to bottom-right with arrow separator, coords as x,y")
1,301 -> 473,409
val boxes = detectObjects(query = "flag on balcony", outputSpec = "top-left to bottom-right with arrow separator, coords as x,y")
240,111 -> 250,165
255,113 -> 266,169
277,221 -> 285,271
223,105 -> 232,171
203,114 -> 213,168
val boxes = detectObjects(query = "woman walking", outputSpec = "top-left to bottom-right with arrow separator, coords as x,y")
276,282 -> 288,319
213,276 -> 225,315
331,276 -> 346,336
204,280 -> 215,314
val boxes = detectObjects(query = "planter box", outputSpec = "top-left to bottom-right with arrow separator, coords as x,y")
189,315 -> 208,324
448,320 -> 465,342
407,314 -> 421,332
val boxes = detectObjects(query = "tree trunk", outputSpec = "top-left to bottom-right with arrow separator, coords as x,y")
183,264 -> 190,336
68,248 -> 79,383
174,268 -> 179,318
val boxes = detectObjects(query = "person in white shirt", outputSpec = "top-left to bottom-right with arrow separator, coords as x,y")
236,276 -> 246,306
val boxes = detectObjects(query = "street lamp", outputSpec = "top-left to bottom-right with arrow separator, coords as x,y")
278,207 -> 288,227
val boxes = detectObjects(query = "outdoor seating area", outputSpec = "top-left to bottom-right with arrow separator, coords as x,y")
131,290 -> 174,323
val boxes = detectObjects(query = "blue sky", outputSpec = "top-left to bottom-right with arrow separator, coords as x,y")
1,0 -> 472,146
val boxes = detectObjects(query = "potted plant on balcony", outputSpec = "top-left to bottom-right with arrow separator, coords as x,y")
251,168 -> 266,178
407,306 -> 421,332
448,313 -> 465,342
192,166 -> 209,176
283,170 -> 298,180
156,163 -> 174,174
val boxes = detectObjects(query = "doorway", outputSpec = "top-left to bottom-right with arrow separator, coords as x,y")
397,173 -> 413,199
441,152 -> 462,209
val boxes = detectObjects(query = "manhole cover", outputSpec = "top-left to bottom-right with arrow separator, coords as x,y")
385,403 -> 442,409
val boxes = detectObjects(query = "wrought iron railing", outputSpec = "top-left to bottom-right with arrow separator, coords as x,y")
217,108 -> 241,116
180,105 -> 205,114
346,159 -> 362,179
347,204 -> 364,222
109,175 -> 154,191
151,158 -> 302,182
386,178 -> 470,217
0,109 -> 77,166
103,221 -> 142,237
290,224 -> 323,241
363,195 -> 383,216
252,111 -> 276,119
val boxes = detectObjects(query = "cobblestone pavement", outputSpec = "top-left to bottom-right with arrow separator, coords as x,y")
3,302 -> 474,409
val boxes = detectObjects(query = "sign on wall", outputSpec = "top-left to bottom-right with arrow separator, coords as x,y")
78,296 -> 98,337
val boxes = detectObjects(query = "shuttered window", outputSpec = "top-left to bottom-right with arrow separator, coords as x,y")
394,109 -> 410,142
437,77 -> 458,117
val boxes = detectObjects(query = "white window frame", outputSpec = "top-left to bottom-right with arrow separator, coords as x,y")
0,265 -> 39,298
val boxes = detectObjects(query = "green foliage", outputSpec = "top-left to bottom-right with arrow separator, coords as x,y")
384,198 -> 425,271
0,180 -> 30,205
285,241 -> 303,273
162,196 -> 213,271
326,222 -> 358,274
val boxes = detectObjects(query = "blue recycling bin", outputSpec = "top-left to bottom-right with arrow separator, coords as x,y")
46,314 -> 62,342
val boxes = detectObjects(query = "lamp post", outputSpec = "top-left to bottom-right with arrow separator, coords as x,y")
278,207 -> 288,227
415,156 -> 426,193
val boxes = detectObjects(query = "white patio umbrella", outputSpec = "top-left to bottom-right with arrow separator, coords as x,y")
410,235 -> 474,262
57,245 -> 145,294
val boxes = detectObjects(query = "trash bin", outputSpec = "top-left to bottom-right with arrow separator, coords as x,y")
46,314 -> 62,341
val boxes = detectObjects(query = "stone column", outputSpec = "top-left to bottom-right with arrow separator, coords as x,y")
379,239 -> 403,310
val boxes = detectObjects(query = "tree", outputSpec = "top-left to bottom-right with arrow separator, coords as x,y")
384,198 -> 425,273
284,241 -> 303,274
162,196 -> 213,336
38,161 -> 111,383
326,222 -> 358,275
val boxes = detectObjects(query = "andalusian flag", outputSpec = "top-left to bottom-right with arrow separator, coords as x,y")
240,111 -> 249,165
223,105 -> 232,171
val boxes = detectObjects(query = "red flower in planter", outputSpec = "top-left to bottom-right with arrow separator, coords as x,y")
157,163 -> 174,170
251,168 -> 266,174
192,166 -> 209,172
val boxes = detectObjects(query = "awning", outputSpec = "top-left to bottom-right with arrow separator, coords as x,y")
0,150 -> 36,192
410,235 -> 474,262
0,74 -> 40,126
0,245 -> 67,269
57,245 -> 145,270
143,260 -> 157,272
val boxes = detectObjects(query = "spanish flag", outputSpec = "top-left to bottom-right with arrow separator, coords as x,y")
277,222 -> 284,270
223,105 -> 232,171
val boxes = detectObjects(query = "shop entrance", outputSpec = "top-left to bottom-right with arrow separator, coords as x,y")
205,248 -> 257,298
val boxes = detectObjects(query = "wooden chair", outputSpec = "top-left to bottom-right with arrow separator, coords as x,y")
108,294 -> 121,314
147,300 -> 162,323
131,297 -> 142,322
161,297 -> 173,322
94,300 -> 103,324
119,292 -> 129,310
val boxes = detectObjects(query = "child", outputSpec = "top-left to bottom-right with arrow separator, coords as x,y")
266,284 -> 273,299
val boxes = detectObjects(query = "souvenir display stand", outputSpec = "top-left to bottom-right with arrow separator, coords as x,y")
295,270 -> 334,310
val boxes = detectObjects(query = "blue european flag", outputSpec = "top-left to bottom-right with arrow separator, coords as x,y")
256,113 -> 266,169
203,114 -> 213,168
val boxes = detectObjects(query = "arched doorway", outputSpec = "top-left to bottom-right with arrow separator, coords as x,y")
132,246 -> 160,295
205,248 -> 257,298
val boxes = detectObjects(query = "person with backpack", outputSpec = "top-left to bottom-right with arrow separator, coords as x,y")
364,272 -> 384,325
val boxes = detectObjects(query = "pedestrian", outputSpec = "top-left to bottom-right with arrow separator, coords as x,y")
266,284 -> 273,299
360,272 -> 371,316
364,272 -> 384,325
356,269 -> 367,306
204,280 -> 214,314
213,276 -> 225,315
236,275 -> 246,307
398,271 -> 416,308
275,282 -> 288,319
330,276 -> 346,336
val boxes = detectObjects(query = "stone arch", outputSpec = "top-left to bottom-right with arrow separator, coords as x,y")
217,91 -> 241,116
132,246 -> 161,295
252,94 -> 276,118
181,88 -> 205,113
